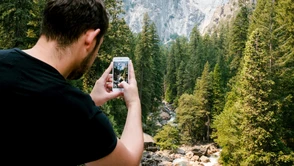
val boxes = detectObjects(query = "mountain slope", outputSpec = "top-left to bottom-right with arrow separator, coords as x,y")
122,0 -> 229,42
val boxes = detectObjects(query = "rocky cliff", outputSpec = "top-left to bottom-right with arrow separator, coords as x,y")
122,0 -> 257,42
122,0 -> 229,43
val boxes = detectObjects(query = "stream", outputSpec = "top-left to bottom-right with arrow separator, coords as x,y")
203,149 -> 221,166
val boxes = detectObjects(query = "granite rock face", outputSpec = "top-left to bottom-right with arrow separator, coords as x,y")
122,0 -> 229,43
122,0 -> 257,42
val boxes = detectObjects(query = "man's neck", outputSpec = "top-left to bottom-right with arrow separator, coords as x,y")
23,36 -> 77,78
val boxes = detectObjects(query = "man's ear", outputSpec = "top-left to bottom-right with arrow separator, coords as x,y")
85,29 -> 100,49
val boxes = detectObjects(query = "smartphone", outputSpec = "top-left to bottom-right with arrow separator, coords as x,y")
112,57 -> 130,91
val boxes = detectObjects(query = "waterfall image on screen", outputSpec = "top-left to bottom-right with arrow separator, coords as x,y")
113,61 -> 128,89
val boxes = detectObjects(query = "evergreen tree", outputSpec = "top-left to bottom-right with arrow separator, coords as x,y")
165,42 -> 177,103
154,124 -> 180,151
26,0 -> 45,48
211,28 -> 229,90
149,22 -> 165,110
275,0 -> 294,151
175,37 -> 189,103
214,0 -> 294,165
176,93 -> 198,144
0,0 -> 40,48
238,27 -> 293,165
183,25 -> 202,94
193,62 -> 213,142
211,80 -> 243,165
211,63 -> 225,117
134,13 -> 154,122
143,22 -> 165,135
228,6 -> 251,81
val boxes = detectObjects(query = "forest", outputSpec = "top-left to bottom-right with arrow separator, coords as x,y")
0,0 -> 293,165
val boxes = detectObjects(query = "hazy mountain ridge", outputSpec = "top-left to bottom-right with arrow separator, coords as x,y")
122,0 -> 229,42
203,0 -> 257,34
122,0 -> 257,42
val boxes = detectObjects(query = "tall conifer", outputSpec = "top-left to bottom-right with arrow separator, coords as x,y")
183,26 -> 202,94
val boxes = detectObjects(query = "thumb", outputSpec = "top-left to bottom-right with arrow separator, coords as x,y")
119,81 -> 129,89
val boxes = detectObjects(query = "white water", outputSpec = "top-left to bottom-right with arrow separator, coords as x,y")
172,149 -> 222,166
203,149 -> 222,166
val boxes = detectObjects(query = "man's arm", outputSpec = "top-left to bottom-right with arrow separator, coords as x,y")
87,60 -> 144,166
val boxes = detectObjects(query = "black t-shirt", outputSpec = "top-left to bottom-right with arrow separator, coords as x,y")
0,48 -> 117,165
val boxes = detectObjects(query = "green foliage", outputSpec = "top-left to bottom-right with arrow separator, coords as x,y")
211,63 -> 225,117
176,93 -> 198,144
238,28 -> 281,165
154,124 -> 180,151
175,37 -> 189,98
227,6 -> 251,80
212,73 -> 244,165
134,13 -> 162,123
193,62 -> 213,142
275,0 -> 294,151
214,0 -> 294,165
149,22 -> 165,111
144,111 -> 161,137
182,25 -> 202,94
165,42 -> 177,103
0,0 -> 44,49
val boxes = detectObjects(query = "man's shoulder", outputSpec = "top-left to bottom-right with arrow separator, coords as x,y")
0,48 -> 19,59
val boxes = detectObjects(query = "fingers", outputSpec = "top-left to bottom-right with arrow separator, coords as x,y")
119,81 -> 128,89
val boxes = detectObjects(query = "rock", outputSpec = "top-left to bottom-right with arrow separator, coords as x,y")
192,162 -> 205,166
141,144 -> 221,166
191,155 -> 200,162
200,156 -> 210,163
160,111 -> 171,120
158,161 -> 173,166
185,151 -> 194,159
143,133 -> 155,143
176,148 -> 186,155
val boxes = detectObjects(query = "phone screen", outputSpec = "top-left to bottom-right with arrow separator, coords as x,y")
113,58 -> 129,90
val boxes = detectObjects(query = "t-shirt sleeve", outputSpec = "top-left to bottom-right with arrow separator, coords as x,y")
61,88 -> 118,164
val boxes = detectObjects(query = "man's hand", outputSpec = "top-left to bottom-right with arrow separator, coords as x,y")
90,62 -> 122,106
118,60 -> 140,109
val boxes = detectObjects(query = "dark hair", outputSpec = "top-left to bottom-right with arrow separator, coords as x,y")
41,0 -> 109,47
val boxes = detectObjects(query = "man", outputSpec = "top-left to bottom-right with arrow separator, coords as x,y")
0,0 -> 143,165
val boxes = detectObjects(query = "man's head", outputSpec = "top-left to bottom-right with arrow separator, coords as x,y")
41,0 -> 109,47
40,0 -> 109,80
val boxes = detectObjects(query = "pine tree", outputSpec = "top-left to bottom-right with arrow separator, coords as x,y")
165,42 -> 177,103
228,6 -> 251,80
154,124 -> 180,151
149,22 -> 165,110
193,62 -> 213,142
183,25 -> 202,94
214,0 -> 294,165
211,63 -> 225,117
134,13 -> 154,121
238,27 -> 292,165
175,37 -> 189,102
176,93 -> 198,144
0,0 -> 35,48
275,0 -> 294,152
